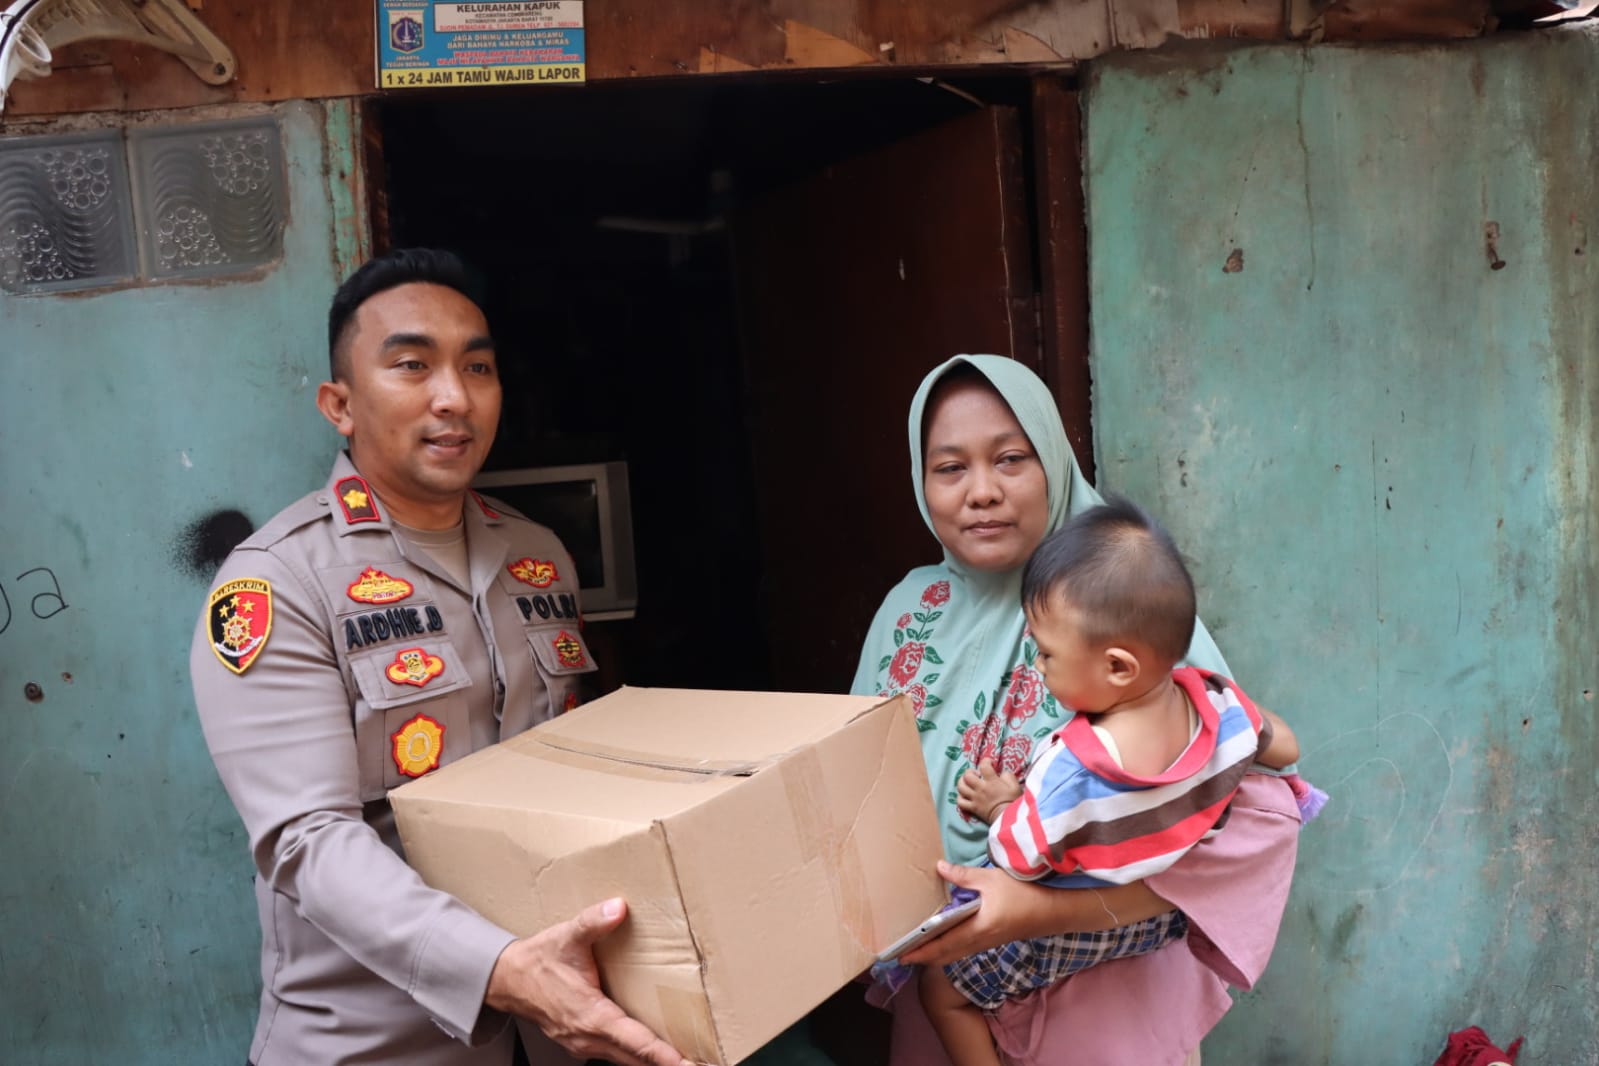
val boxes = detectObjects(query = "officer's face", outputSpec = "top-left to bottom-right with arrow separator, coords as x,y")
921,379 -> 1050,573
320,282 -> 501,528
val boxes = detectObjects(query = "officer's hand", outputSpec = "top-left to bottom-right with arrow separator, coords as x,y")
485,897 -> 691,1066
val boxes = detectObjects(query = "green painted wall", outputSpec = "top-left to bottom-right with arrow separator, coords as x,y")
1085,26 -> 1597,1065
1,100 -> 366,1062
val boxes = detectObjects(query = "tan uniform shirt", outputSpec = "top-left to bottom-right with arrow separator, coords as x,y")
191,453 -> 597,1065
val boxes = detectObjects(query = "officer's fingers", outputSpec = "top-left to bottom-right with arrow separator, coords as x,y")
562,996 -> 690,1066
976,759 -> 999,779
567,897 -> 629,949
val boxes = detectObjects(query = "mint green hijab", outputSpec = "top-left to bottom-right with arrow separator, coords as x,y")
850,355 -> 1229,865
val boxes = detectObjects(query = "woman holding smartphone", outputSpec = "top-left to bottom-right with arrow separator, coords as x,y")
850,355 -> 1302,1065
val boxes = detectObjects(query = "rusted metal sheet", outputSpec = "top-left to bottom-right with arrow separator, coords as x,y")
1297,0 -> 1497,41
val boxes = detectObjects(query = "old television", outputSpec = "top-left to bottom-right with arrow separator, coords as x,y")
473,461 -> 639,620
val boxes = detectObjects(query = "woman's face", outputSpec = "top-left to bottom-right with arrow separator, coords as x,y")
922,378 -> 1050,573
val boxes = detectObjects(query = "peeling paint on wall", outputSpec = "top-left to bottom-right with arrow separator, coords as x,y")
1086,23 -> 1599,1064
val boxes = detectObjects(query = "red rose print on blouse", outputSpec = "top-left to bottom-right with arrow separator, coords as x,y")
959,711 -> 1005,766
1002,665 -> 1046,727
904,683 -> 928,715
921,581 -> 951,608
888,642 -> 926,687
996,733 -> 1034,777
897,612 -> 913,630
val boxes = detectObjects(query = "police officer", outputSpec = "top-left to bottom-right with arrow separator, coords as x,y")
190,249 -> 689,1066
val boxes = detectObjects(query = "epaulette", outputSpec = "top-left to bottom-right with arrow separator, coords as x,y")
232,490 -> 334,552
473,491 -> 529,523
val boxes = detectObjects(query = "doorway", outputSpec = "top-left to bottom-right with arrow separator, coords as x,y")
377,71 -> 1082,1065
377,71 -> 1082,707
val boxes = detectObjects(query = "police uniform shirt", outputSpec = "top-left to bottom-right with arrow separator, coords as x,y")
190,452 -> 596,1065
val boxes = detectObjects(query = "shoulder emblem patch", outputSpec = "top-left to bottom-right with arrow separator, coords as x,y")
473,492 -> 501,519
209,578 -> 273,675
347,567 -> 414,605
553,630 -> 587,669
508,557 -> 558,587
336,476 -> 381,524
391,713 -> 445,778
386,647 -> 446,688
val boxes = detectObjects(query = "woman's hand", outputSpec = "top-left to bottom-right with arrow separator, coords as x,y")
955,759 -> 1023,823
899,861 -> 1176,968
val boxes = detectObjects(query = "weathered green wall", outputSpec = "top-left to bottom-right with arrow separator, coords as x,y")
1086,26 -> 1597,1065
1,100 -> 365,1062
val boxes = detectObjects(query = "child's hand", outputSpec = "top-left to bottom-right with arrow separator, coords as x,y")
956,759 -> 1023,824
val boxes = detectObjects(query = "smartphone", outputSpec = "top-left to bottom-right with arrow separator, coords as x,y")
875,896 -> 982,964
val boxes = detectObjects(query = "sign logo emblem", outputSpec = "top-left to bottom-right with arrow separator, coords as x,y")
390,13 -> 424,53
208,578 -> 273,675
347,567 -> 415,605
391,713 -> 444,777
508,558 -> 558,587
386,647 -> 445,688
553,630 -> 586,669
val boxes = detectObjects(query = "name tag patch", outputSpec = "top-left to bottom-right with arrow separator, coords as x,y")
346,605 -> 444,650
517,592 -> 579,622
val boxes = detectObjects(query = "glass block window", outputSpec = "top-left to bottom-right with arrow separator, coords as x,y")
130,119 -> 286,280
0,132 -> 136,295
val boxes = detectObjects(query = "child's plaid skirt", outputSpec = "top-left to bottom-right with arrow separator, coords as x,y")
945,908 -> 1188,1010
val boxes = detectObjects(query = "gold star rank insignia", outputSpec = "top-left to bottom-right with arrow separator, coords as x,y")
334,475 -> 381,524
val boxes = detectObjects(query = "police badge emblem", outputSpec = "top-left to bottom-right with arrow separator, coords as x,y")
391,713 -> 444,777
386,647 -> 445,688
208,578 -> 273,675
347,566 -> 415,605
508,557 -> 558,588
553,630 -> 587,669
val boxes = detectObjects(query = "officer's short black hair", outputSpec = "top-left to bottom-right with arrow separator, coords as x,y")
1022,494 -> 1197,665
327,248 -> 479,381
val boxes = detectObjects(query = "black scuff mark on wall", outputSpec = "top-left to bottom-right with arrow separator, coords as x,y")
174,510 -> 255,579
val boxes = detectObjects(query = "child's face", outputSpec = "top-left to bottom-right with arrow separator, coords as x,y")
1026,600 -> 1120,713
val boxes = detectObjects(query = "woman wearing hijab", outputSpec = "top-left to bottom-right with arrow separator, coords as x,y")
852,355 -> 1302,1065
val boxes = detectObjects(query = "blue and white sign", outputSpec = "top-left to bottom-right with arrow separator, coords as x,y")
376,2 -> 585,89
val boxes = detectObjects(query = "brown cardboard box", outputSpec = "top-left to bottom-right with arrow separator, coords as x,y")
390,686 -> 945,1065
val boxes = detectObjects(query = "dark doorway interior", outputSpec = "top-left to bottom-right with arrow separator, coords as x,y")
379,72 -> 1063,1066
378,75 -> 1038,705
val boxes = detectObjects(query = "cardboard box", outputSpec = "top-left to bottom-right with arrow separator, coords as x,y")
390,686 -> 945,1065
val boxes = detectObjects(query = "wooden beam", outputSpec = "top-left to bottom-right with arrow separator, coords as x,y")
0,0 -> 1495,120
1030,75 -> 1096,482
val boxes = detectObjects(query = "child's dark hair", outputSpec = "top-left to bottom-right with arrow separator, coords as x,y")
1021,495 -> 1197,664
326,248 -> 480,380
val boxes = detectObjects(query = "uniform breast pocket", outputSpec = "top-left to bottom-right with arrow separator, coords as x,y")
523,623 -> 598,719
525,624 -> 599,679
349,639 -> 474,795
